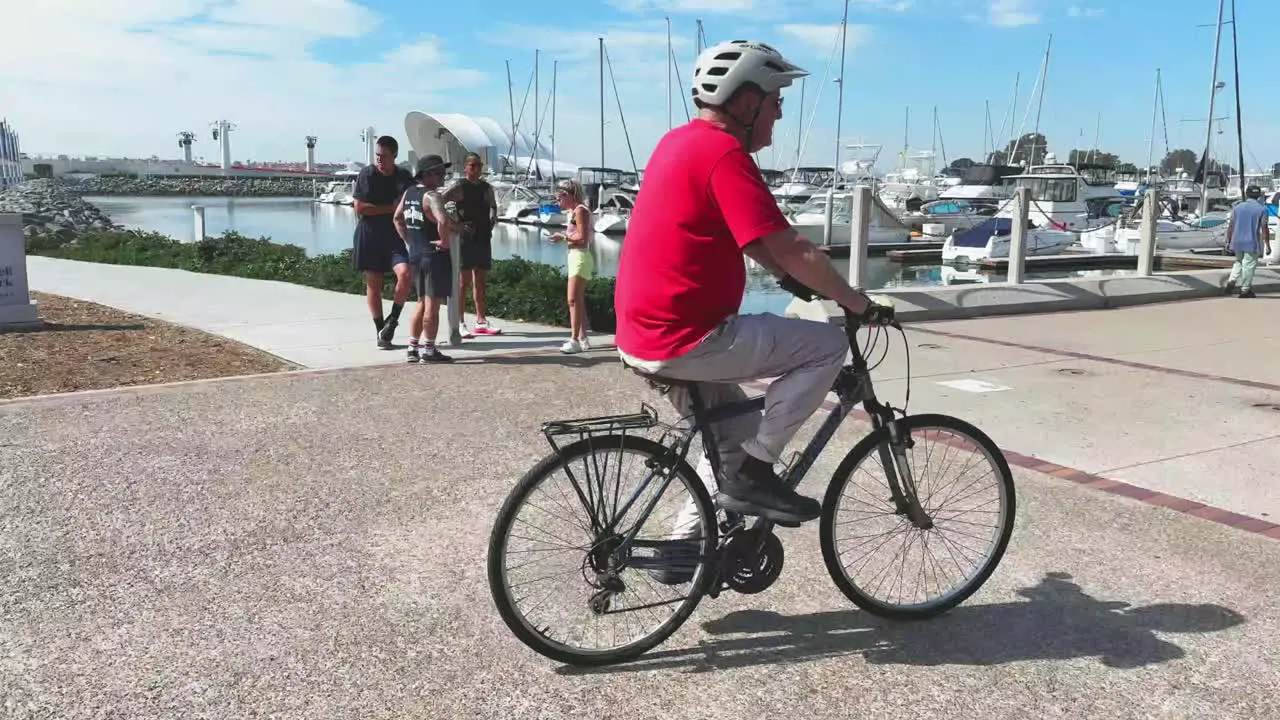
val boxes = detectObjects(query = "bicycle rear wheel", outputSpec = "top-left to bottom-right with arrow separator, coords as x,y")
819,413 -> 1016,620
487,434 -> 718,666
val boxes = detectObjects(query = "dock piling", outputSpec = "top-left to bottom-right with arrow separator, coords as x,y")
1137,188 -> 1159,276
848,185 -> 872,289
1006,186 -> 1030,285
192,205 -> 206,242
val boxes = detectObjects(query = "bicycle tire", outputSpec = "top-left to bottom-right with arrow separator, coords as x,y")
486,434 -> 718,666
819,413 -> 1016,620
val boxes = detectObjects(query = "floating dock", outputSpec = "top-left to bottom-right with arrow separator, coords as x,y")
821,240 -> 945,258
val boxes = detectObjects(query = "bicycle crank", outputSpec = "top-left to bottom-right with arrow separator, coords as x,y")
719,529 -> 785,594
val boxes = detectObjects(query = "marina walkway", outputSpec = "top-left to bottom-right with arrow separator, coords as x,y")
25,256 -> 613,368
2,353 -> 1277,718
7,258 -> 1280,716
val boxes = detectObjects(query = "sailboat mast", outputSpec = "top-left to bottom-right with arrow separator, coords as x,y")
506,60 -> 516,173
551,60 -> 557,183
599,38 -> 605,167
1032,34 -> 1052,163
832,0 -> 850,177
1146,69 -> 1160,182
1201,0 -> 1225,180
1229,0 -> 1245,197
795,77 -> 805,168
901,106 -> 909,170
533,49 -> 539,178
666,16 -> 673,131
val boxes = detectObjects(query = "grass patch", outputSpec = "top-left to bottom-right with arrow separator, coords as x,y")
26,230 -> 616,331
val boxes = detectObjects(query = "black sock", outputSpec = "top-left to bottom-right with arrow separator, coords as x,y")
389,303 -> 404,322
374,316 -> 385,332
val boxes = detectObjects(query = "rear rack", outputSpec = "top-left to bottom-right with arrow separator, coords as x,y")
541,402 -> 662,438
540,402 -> 693,464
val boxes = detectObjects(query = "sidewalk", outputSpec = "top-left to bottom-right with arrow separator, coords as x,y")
26,256 -> 614,368
2,355 -> 1276,718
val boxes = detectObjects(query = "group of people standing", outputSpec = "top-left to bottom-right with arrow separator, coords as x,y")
347,135 -> 594,361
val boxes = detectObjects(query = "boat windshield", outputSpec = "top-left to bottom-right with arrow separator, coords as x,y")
1017,177 -> 1077,203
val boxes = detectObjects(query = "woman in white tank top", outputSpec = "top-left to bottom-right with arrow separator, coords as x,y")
549,178 -> 594,353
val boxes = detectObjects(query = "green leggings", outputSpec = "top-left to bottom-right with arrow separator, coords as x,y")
1229,251 -> 1258,290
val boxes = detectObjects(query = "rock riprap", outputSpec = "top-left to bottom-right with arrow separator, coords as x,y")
0,180 -> 119,238
65,176 -> 317,197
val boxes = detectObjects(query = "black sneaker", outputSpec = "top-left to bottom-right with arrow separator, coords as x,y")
406,345 -> 420,363
714,455 -> 821,525
378,317 -> 398,349
418,345 -> 453,363
1239,288 -> 1256,298
1224,280 -> 1237,295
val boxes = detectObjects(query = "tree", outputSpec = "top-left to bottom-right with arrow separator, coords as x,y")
988,133 -> 1049,167
1160,149 -> 1199,175
1067,149 -> 1120,167
948,157 -> 976,170
1116,162 -> 1138,173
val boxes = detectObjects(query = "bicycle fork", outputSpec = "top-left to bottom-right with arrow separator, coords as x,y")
873,414 -> 934,530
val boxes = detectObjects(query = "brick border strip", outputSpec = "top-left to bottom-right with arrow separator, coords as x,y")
741,380 -> 1280,542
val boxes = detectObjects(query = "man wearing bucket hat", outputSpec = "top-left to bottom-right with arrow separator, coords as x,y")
1225,184 -> 1270,298
393,154 -> 456,362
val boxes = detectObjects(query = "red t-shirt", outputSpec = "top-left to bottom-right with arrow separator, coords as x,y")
614,119 -> 792,361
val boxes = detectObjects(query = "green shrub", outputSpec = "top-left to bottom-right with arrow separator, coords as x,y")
28,229 -> 616,332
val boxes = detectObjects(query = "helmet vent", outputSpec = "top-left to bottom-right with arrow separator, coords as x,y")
713,51 -> 742,62
706,66 -> 729,77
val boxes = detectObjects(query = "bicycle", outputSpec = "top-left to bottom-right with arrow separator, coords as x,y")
486,276 -> 1017,667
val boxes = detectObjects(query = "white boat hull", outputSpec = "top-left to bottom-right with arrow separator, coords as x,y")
942,227 -> 1077,263
789,218 -> 912,246
1079,222 -> 1228,254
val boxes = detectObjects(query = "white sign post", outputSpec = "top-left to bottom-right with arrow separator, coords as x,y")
0,213 -> 39,327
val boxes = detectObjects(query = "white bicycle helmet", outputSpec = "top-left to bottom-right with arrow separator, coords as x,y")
691,40 -> 808,107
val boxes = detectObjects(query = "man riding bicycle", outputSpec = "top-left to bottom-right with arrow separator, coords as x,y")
615,39 -> 888,527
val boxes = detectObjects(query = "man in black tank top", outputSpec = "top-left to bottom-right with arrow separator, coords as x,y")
393,154 -> 455,363
444,152 -> 501,336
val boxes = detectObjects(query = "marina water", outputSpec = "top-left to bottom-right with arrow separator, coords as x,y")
87,195 -> 1134,316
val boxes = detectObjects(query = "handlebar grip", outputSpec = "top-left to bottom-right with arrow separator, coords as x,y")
778,274 -> 823,302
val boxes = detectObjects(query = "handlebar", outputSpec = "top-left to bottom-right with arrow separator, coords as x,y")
776,275 -> 899,332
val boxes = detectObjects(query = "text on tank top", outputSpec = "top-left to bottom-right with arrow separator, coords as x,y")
401,185 -> 441,258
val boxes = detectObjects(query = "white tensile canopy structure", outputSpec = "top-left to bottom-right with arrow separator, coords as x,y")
403,111 -> 578,179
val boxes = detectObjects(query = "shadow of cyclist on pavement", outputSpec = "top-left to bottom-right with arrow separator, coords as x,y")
555,572 -> 1244,675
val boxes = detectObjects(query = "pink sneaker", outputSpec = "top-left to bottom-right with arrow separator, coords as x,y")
472,321 -> 502,336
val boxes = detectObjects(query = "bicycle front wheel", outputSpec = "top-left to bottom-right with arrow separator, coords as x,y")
487,434 -> 718,666
819,413 -> 1016,620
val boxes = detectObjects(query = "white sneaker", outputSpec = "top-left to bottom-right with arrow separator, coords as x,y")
578,336 -> 591,351
559,338 -> 583,354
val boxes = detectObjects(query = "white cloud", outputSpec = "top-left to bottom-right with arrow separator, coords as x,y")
1067,5 -> 1105,19
607,0 -> 761,13
779,23 -> 875,53
0,0 -> 481,164
988,0 -> 1039,26
1,1 -> 879,170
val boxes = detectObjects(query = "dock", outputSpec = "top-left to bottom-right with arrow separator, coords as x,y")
876,246 -> 1238,271
821,240 -> 945,258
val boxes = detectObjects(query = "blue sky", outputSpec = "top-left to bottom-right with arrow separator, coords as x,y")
3,0 -> 1276,174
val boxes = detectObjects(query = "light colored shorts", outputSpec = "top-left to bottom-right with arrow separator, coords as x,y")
567,248 -> 594,279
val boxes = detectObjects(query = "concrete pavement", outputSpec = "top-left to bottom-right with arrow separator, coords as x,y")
828,295 -> 1280,527
2,359 -> 1278,719
25,256 -> 614,368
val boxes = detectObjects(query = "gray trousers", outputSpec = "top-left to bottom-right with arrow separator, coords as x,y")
620,313 -> 849,535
